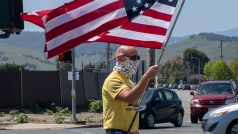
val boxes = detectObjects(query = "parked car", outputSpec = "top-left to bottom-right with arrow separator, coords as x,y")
178,84 -> 184,90
183,84 -> 191,90
190,80 -> 238,123
163,84 -> 169,88
169,84 -> 173,89
190,84 -> 198,90
202,103 -> 238,134
172,84 -> 178,89
139,88 -> 184,128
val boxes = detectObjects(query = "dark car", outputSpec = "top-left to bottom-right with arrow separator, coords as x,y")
190,80 -> 238,123
183,84 -> 191,90
139,88 -> 184,128
172,84 -> 178,89
163,84 -> 169,88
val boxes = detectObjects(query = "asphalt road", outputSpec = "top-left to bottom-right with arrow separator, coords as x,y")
0,89 -> 203,134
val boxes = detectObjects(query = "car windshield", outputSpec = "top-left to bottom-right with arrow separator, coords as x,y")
141,89 -> 155,104
197,83 -> 233,95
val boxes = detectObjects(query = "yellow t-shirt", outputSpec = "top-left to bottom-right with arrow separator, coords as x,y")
102,70 -> 139,133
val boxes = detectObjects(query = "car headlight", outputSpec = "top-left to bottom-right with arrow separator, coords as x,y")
139,104 -> 147,111
225,99 -> 235,105
191,99 -> 200,105
209,110 -> 229,118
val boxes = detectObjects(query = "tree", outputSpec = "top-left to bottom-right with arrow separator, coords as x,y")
205,60 -> 233,80
0,63 -> 27,71
83,63 -> 95,72
162,56 -> 186,84
204,61 -> 215,80
183,48 -> 210,74
229,60 -> 238,80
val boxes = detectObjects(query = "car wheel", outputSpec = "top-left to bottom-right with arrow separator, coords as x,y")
139,124 -> 143,129
145,113 -> 155,128
199,116 -> 203,122
174,111 -> 183,127
190,114 -> 198,123
226,119 -> 238,134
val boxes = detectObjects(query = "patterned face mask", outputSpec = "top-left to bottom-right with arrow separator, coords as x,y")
113,59 -> 140,78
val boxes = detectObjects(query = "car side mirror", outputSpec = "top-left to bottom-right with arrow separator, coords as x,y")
190,91 -> 195,96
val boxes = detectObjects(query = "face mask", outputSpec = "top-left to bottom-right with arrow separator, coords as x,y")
113,59 -> 140,78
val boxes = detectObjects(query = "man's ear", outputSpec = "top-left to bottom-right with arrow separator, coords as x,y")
115,55 -> 124,62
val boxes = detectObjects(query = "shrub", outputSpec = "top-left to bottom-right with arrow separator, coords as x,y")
53,106 -> 71,124
54,113 -> 65,124
9,110 -> 20,118
30,104 -> 44,113
88,99 -> 103,113
0,112 -> 5,117
56,107 -> 71,116
13,113 -> 28,123
85,115 -> 93,123
45,109 -> 54,115
45,103 -> 57,113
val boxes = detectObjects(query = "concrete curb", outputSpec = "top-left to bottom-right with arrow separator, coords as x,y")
5,123 -> 83,130
2,123 -> 103,130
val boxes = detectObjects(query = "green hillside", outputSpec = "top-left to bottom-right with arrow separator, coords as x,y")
0,32 -> 237,70
0,45 -> 56,70
160,33 -> 238,64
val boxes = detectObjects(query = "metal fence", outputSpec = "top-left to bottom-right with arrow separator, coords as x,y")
0,61 -> 145,108
0,70 -> 108,108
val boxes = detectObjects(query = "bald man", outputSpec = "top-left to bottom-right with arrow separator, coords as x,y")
102,46 -> 159,134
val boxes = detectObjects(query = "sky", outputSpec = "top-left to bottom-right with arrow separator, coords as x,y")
23,0 -> 238,37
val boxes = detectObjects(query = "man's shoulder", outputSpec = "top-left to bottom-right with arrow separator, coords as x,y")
105,71 -> 123,83
107,71 -> 122,79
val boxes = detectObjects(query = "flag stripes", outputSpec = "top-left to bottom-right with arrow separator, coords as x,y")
43,0 -> 128,58
92,1 -> 176,49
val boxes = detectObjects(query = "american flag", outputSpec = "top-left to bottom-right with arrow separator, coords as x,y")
43,0 -> 129,58
21,0 -> 178,58
89,0 -> 178,48
21,9 -> 53,28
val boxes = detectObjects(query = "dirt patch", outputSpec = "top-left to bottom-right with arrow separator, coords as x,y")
0,110 -> 103,125
77,112 -> 103,124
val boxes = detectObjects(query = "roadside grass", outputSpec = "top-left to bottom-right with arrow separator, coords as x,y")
0,103 -> 103,125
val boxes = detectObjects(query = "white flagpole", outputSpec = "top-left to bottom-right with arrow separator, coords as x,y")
157,0 -> 186,64
127,0 -> 186,132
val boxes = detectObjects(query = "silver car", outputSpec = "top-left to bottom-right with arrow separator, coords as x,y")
202,103 -> 238,134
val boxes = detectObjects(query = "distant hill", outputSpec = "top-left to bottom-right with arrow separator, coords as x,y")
160,33 -> 238,64
217,28 -> 238,37
0,31 -> 238,70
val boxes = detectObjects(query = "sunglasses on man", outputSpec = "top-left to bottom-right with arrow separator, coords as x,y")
124,55 -> 140,61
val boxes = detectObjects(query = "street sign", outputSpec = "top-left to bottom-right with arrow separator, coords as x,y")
68,72 -> 79,80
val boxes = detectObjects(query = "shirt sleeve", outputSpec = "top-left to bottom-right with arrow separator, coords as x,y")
106,76 -> 127,100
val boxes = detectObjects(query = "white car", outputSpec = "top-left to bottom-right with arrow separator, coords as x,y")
202,103 -> 238,134
178,84 -> 184,89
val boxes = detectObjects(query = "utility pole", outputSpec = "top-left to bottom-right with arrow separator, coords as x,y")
106,43 -> 110,72
191,57 -> 200,84
220,40 -> 224,60
71,48 -> 77,122
193,64 -> 195,84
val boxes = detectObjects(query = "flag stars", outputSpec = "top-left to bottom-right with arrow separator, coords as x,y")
136,0 -> 142,4
132,6 -> 138,12
139,10 -> 144,15
144,3 -> 149,8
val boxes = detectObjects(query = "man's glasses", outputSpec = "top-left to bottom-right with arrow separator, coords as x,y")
124,55 -> 140,61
